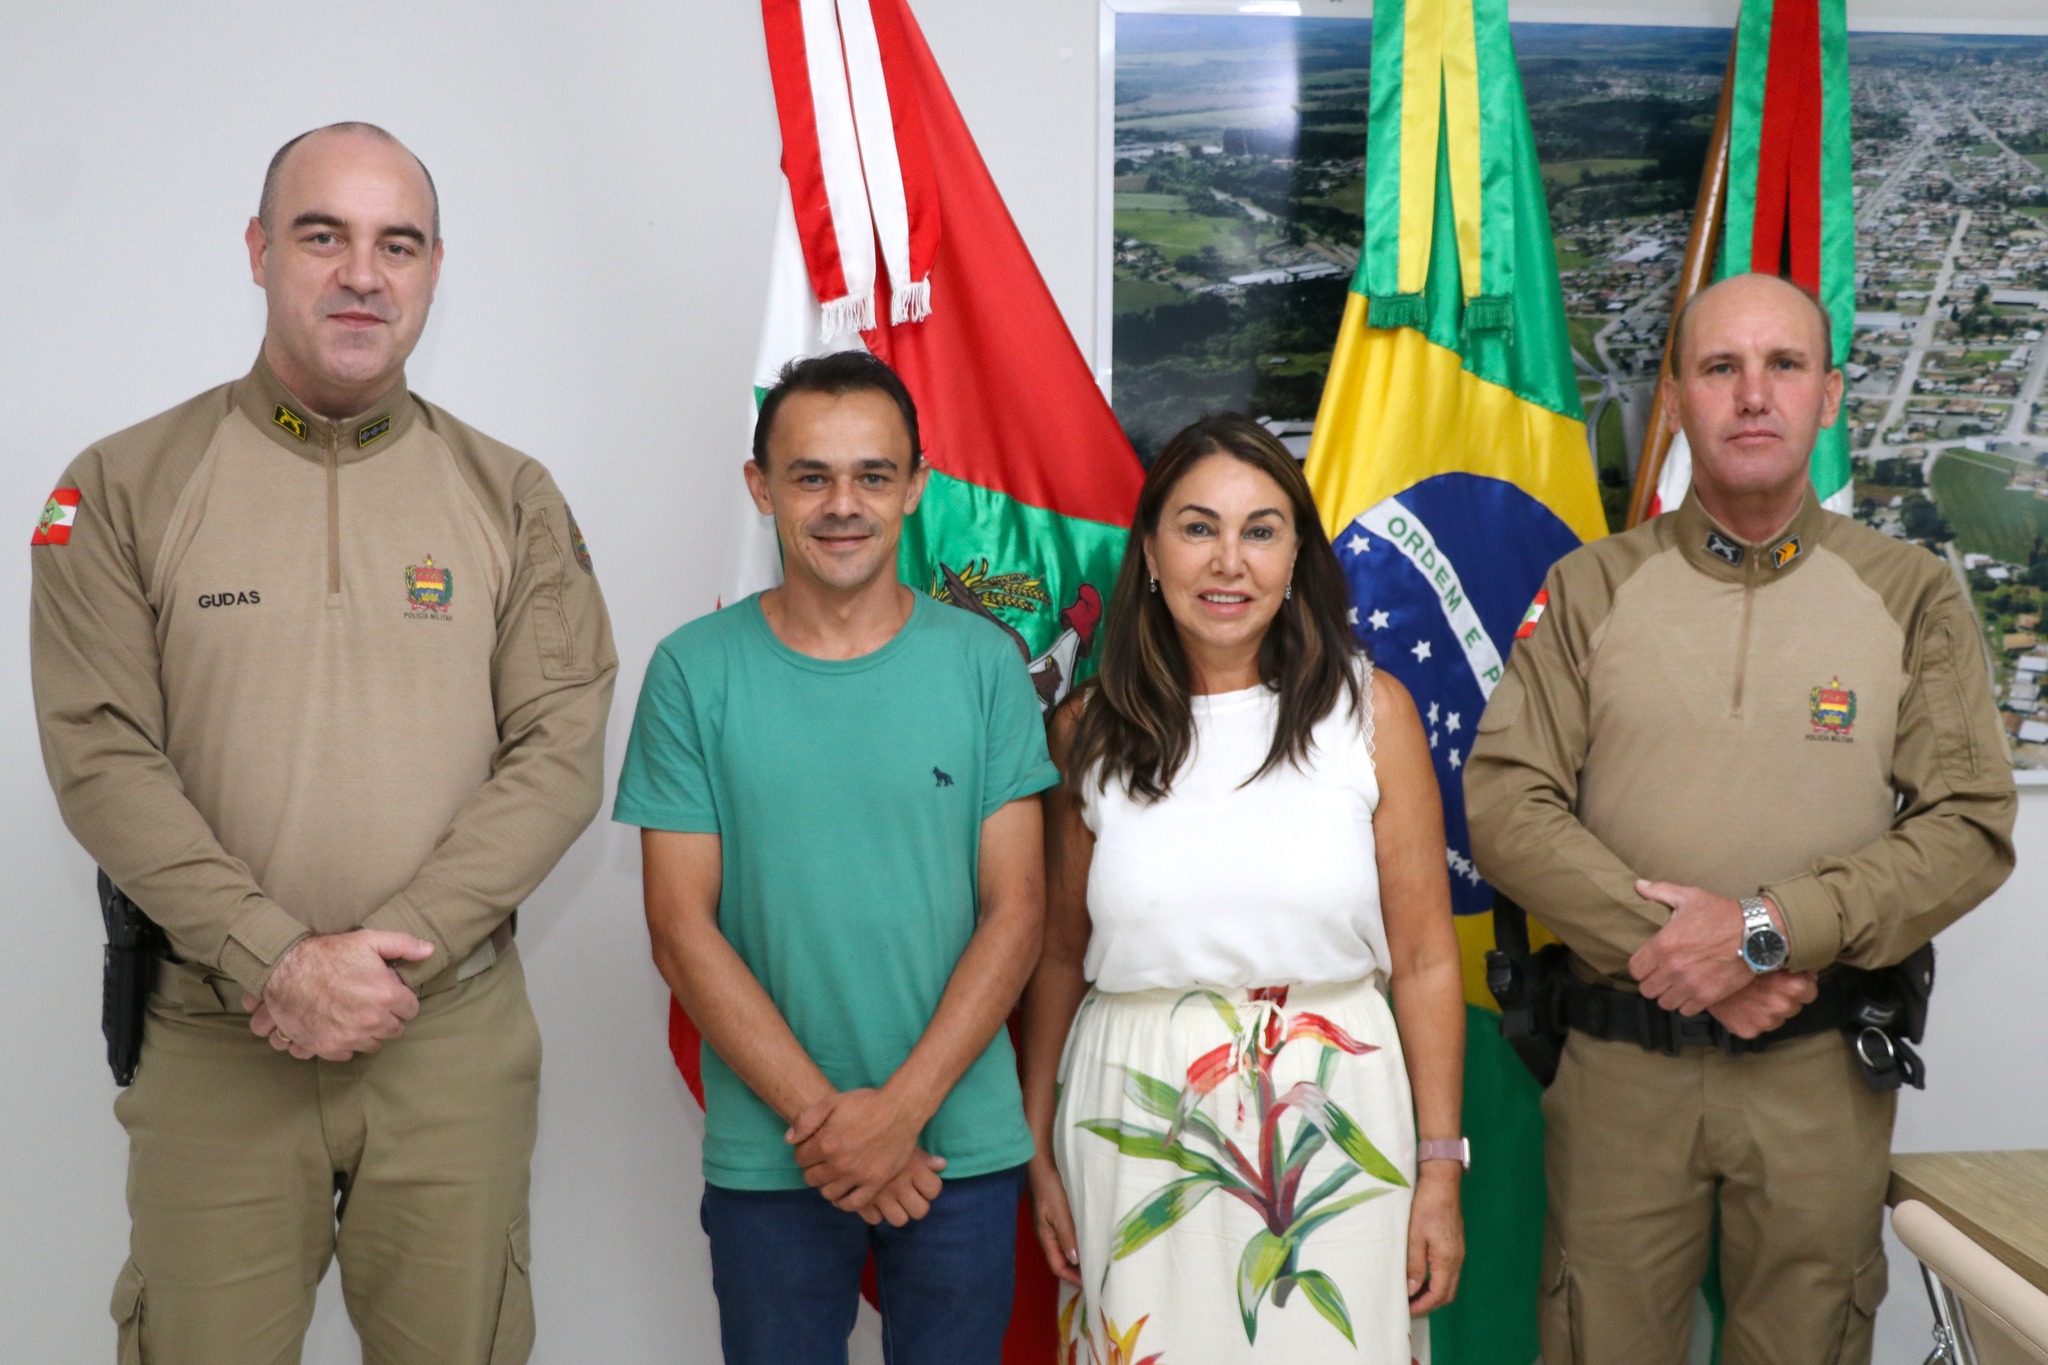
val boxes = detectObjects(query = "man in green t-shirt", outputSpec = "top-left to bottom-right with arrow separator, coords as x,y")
615,351 -> 1055,1364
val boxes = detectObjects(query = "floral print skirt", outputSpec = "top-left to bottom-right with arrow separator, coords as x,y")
1053,979 -> 1418,1364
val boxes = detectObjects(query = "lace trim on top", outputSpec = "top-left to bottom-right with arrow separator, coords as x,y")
1357,654 -> 1376,759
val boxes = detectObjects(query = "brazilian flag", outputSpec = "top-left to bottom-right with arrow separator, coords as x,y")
1303,0 -> 1605,1360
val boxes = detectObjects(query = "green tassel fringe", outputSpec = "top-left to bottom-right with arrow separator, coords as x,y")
1462,293 -> 1515,336
1367,293 -> 1427,331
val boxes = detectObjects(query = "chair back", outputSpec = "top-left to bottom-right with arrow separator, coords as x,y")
1894,1199 -> 2048,1365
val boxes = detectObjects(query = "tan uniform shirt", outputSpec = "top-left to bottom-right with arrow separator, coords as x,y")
32,356 -> 617,997
1465,488 -> 2015,987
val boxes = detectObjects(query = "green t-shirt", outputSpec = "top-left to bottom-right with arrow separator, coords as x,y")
613,591 -> 1056,1190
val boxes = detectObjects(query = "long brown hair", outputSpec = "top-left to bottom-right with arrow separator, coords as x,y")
1066,414 -> 1363,802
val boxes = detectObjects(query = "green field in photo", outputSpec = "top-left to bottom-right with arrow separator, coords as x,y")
1541,157 -> 1656,188
1113,208 -> 1276,260
1932,449 -> 2048,563
1114,192 -> 1190,213
1114,278 -> 1185,314
1568,316 -> 1609,371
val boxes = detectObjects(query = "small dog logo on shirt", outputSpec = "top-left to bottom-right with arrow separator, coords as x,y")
933,767 -> 954,788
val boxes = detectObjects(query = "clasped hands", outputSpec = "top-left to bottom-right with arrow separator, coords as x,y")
241,929 -> 436,1062
1627,880 -> 1816,1038
788,1087 -> 947,1228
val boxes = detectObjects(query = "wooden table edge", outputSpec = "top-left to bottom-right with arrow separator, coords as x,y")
1889,1150 -> 2048,1297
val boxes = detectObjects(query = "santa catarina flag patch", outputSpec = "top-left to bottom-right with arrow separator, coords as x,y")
1514,588 -> 1549,640
31,489 -> 80,546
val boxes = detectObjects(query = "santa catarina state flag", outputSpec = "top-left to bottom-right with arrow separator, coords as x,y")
724,0 -> 1135,694
684,2 -> 1143,1359
31,488 -> 80,546
1651,0 -> 1854,517
1302,1 -> 1605,1360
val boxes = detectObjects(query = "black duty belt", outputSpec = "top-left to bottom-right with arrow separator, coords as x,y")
1556,969 -> 1856,1057
1488,893 -> 1932,1093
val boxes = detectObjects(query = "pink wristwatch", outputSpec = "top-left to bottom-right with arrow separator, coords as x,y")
1418,1138 -> 1470,1169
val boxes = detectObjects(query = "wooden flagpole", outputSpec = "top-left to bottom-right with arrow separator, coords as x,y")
1625,27 -> 1741,528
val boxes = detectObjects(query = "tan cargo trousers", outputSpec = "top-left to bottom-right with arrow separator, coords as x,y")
1539,1028 -> 1894,1365
110,947 -> 540,1365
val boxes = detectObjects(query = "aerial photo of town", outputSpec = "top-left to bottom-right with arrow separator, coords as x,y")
1110,17 -> 2048,772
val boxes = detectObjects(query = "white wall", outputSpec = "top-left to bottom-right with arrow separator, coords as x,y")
0,4 -> 2037,1363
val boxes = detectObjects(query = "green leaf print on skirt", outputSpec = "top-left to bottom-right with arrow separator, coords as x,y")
1076,985 -> 1410,1347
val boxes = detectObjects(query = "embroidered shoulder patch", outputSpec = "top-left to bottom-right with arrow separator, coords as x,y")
1808,676 -> 1856,741
31,489 -> 80,546
1514,588 -> 1549,641
405,556 -> 454,616
567,510 -> 594,574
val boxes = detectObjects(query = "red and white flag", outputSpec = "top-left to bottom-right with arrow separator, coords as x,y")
761,0 -> 939,337
30,488 -> 80,546
691,4 -> 1143,1362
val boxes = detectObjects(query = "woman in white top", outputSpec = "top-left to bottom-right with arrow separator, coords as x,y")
1020,415 -> 1466,1362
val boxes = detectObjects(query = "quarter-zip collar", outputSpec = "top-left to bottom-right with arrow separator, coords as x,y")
1672,482 -> 1826,587
232,352 -> 417,464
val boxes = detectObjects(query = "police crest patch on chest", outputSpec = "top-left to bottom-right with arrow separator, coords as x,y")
404,556 -> 454,619
1808,676 -> 1856,741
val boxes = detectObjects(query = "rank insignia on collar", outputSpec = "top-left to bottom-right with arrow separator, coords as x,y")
357,415 -> 391,449
1772,536 -> 1802,570
1705,530 -> 1743,567
273,404 -> 309,441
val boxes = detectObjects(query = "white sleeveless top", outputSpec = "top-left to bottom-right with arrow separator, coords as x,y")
1077,664 -> 1387,991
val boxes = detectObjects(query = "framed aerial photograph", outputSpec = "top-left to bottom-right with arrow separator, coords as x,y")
1098,1 -> 2048,776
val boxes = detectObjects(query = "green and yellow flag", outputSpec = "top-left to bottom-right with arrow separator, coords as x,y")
1304,1 -> 1604,1359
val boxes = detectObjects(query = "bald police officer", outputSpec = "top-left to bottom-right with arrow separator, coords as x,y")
1465,273 -> 2015,1364
31,123 -> 615,1363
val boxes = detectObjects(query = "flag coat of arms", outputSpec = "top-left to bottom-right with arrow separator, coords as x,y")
1303,0 -> 1604,1359
687,2 -> 1144,1359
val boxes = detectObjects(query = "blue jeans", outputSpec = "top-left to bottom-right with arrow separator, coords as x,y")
699,1165 -> 1024,1365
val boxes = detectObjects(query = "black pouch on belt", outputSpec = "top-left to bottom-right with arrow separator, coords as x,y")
1844,942 -> 1934,1093
99,871 -> 168,1087
1485,894 -> 1569,1087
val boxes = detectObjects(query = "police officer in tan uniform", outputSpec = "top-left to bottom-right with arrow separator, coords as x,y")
1464,273 -> 2015,1365
31,123 -> 615,1363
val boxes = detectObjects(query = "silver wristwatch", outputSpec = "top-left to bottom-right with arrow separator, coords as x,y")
1739,896 -> 1788,974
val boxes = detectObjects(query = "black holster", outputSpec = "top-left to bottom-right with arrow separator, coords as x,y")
99,871 -> 167,1086
1484,894 -> 1569,1087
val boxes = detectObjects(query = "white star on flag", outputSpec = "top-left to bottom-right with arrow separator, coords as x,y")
1445,712 -> 1462,734
1429,729 -> 1439,748
1368,609 -> 1390,631
1347,607 -> 1359,626
1448,748 -> 1463,770
1427,701 -> 1439,724
1411,639 -> 1432,662
1346,534 -> 1372,555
